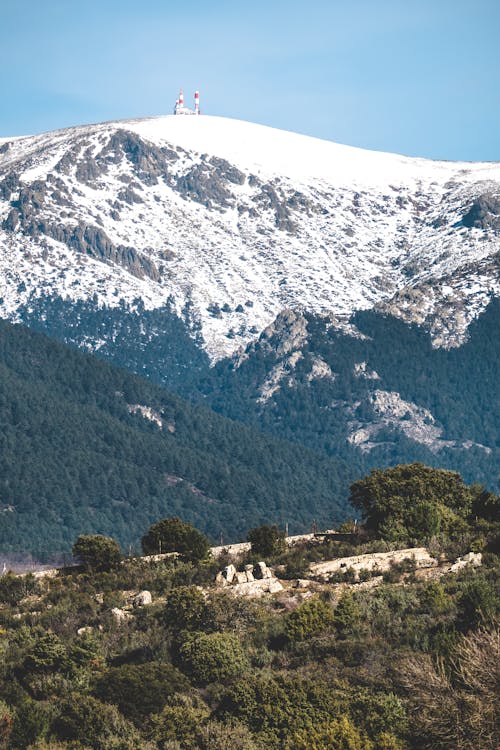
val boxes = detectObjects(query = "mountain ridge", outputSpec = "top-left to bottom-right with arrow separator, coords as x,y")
1,114 -> 499,361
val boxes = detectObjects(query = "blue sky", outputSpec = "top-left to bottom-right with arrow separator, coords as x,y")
1,0 -> 499,160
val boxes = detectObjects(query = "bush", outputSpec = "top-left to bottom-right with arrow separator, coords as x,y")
284,715 -> 374,750
286,596 -> 334,643
141,517 -> 210,562
197,720 -> 258,750
72,534 -> 122,572
179,631 -> 249,684
9,699 -> 50,750
334,593 -> 362,637
0,573 -> 37,606
161,585 -> 207,632
94,662 -> 189,723
51,694 -> 145,750
147,695 -> 209,748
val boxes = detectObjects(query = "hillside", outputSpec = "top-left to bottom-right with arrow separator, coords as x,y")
0,464 -> 498,750
0,319 -> 353,558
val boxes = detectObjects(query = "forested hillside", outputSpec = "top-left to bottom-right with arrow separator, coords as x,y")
18,297 -> 500,494
0,319 -> 353,558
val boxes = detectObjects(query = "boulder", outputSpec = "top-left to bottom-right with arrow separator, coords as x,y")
450,552 -> 482,572
77,626 -> 93,636
244,564 -> 255,582
215,571 -> 228,587
223,564 -> 237,584
254,561 -> 272,579
132,590 -> 152,607
111,607 -> 132,624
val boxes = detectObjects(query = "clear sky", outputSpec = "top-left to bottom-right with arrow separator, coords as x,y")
1,0 -> 499,161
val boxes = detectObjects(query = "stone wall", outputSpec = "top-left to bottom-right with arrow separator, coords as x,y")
309,547 -> 438,580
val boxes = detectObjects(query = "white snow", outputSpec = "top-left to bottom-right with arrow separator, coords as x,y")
0,114 -> 499,360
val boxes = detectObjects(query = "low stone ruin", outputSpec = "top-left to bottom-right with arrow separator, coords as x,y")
309,547 -> 438,581
215,561 -> 283,597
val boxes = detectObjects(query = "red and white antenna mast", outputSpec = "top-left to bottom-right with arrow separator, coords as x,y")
178,88 -> 184,108
194,90 -> 200,115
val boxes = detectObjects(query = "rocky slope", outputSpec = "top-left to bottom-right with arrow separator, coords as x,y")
1,115 -> 499,361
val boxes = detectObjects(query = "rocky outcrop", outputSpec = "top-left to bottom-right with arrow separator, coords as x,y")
99,129 -> 178,186
175,160 -> 235,209
449,551 -> 482,571
215,561 -> 283,596
2,179 -> 160,281
111,607 -> 132,624
462,194 -> 500,231
0,172 -> 20,201
252,183 -> 297,232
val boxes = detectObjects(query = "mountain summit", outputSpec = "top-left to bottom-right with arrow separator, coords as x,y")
1,115 -> 499,359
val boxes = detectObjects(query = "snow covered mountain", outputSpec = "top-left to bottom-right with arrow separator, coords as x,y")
1,115 -> 499,361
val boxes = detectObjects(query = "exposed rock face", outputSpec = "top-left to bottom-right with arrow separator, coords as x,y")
347,389 -> 491,454
77,626 -> 94,636
128,404 -> 164,429
0,172 -> 20,201
462,194 -> 500,231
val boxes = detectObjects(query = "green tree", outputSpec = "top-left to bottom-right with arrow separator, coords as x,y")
72,534 -> 122,572
247,524 -> 286,557
286,596 -> 334,643
349,463 -> 477,542
141,517 -> 210,562
9,699 -> 50,750
24,632 -> 67,673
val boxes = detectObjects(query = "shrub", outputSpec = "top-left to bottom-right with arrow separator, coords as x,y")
161,585 -> 207,632
147,695 -> 209,748
9,699 -> 50,750
286,596 -> 334,643
179,631 -> 249,684
197,720 -> 258,750
94,662 -> 189,723
334,592 -> 362,637
51,694 -> 145,750
284,716 -> 374,750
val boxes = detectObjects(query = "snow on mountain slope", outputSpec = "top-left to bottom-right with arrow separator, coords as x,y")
0,115 -> 499,359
